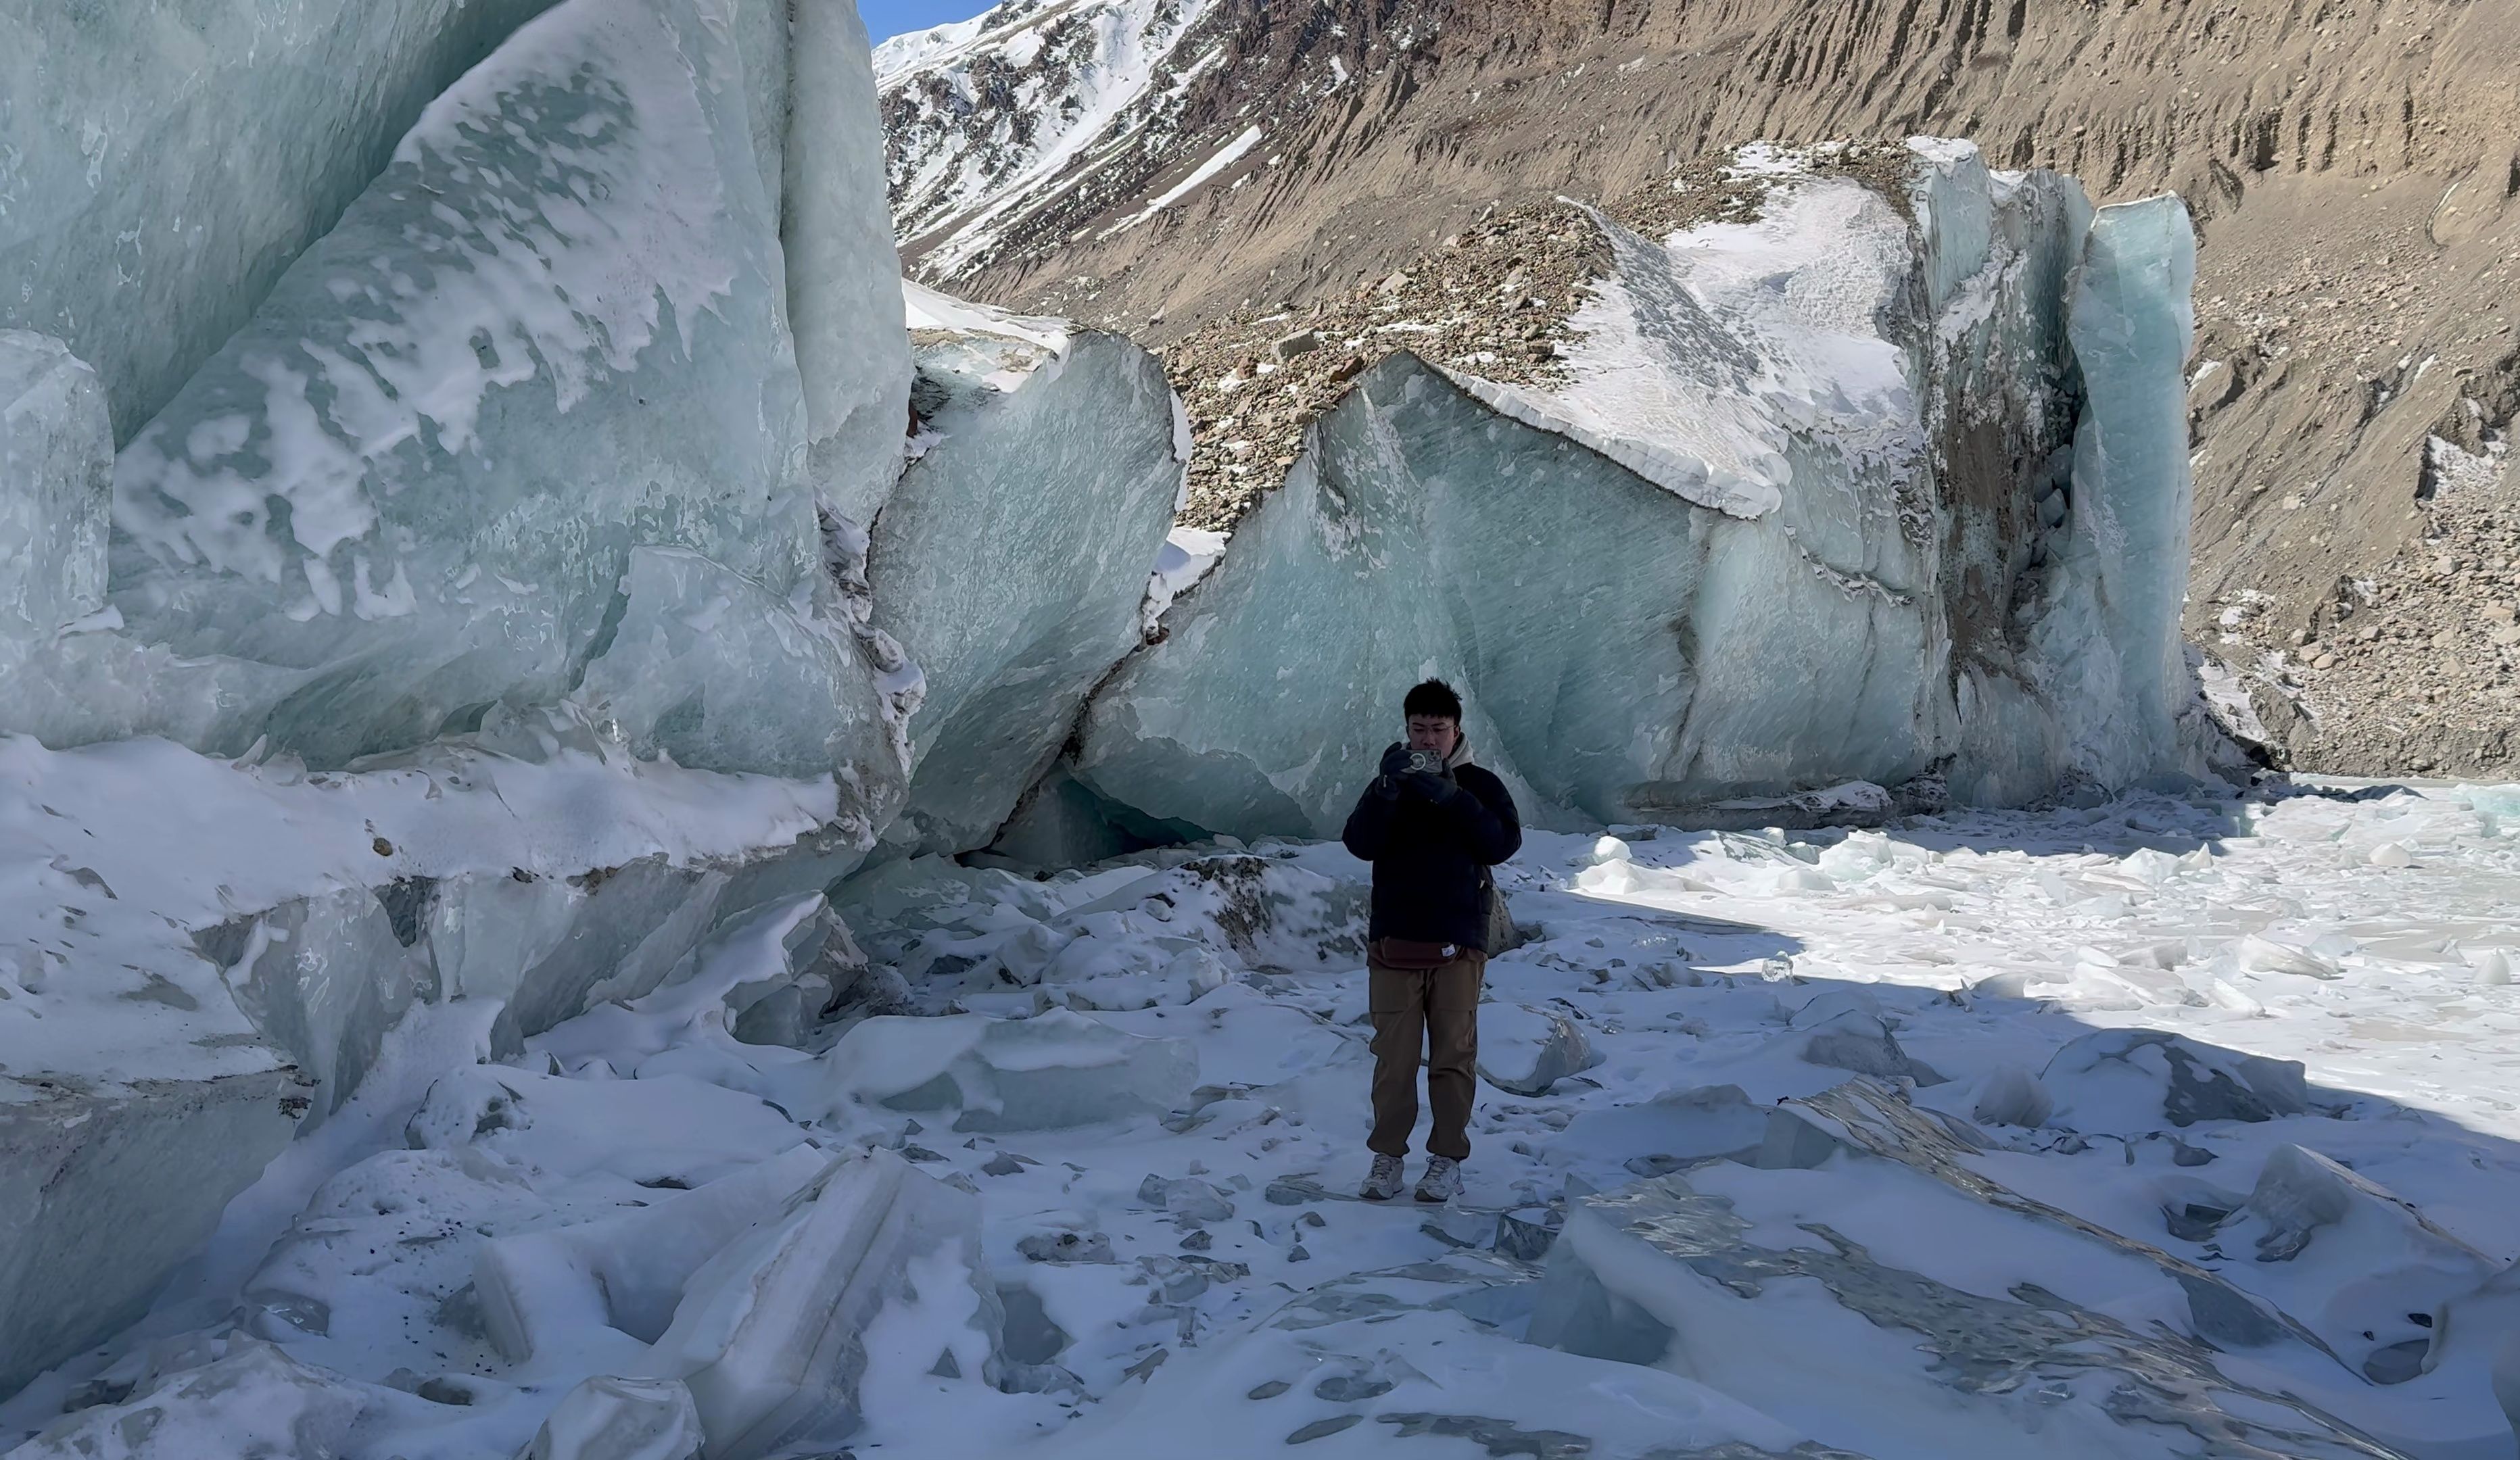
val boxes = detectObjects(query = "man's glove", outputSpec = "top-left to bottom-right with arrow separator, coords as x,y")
1404,768 -> 1457,802
1372,744 -> 1411,800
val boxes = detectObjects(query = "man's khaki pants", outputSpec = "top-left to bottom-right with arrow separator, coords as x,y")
1367,952 -> 1484,1161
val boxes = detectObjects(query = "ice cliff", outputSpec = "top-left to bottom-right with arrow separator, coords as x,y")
871,286 -> 1186,859
1071,143 -> 2219,840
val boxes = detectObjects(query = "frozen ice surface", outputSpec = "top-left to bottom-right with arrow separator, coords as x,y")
522,1375 -> 706,1460
0,334 -> 110,662
3,1338 -> 362,1459
107,0 -> 845,773
18,785 -> 2520,1458
872,291 -> 1185,857
786,1010 -> 1196,1132
0,0 -> 561,438
1020,1302 -> 1834,1460
642,1150 -> 1000,1459
1074,142 -> 2204,841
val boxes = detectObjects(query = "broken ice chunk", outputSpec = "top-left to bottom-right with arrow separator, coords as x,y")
873,301 -> 1186,858
474,1145 -> 832,1363
2041,1028 -> 2308,1132
1476,1004 -> 1600,1096
7,1339 -> 362,1459
1795,1008 -> 1944,1086
1138,1174 -> 1236,1223
1968,1065 -> 2054,1128
640,1150 -> 1001,1459
788,1008 -> 1196,1132
522,1374 -> 707,1460
2216,1144 -> 2498,1381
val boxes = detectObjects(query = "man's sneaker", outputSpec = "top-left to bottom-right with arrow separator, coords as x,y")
1415,1155 -> 1463,1204
1360,1154 -> 1406,1201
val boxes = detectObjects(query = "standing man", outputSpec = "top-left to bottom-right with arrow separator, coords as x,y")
1340,679 -> 1521,1203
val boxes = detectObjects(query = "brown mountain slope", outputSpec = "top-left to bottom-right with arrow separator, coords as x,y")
890,0 -> 2520,778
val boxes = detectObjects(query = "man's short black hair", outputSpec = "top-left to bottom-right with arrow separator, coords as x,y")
1403,678 -> 1464,722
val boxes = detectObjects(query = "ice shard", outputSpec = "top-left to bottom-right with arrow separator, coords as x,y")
783,1009 -> 1197,1133
2033,195 -> 2205,790
870,287 -> 1186,857
0,0 -> 564,439
642,1150 -> 1002,1459
1070,142 -> 2206,840
104,0 -> 882,787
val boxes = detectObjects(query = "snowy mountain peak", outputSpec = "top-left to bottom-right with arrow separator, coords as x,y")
876,0 -> 1424,285
877,0 -> 1225,278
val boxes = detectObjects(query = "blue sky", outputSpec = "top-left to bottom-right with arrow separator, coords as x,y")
861,0 -> 996,41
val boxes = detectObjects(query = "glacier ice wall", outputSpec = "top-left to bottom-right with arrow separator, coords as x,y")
0,0 -> 565,441
0,333 -> 112,664
100,0 -> 867,782
0,1067 -> 302,1401
786,1 -> 917,529
2035,195 -> 2203,792
871,288 -> 1186,857
1072,141 -> 2205,838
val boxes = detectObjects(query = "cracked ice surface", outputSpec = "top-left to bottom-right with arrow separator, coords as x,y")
12,779 -> 2520,1457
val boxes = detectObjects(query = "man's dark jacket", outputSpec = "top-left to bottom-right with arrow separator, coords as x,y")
1341,743 -> 1522,952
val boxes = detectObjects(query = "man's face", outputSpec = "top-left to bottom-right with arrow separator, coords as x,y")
1406,715 -> 1459,758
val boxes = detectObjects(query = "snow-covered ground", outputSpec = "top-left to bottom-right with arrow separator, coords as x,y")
9,775 -> 2520,1457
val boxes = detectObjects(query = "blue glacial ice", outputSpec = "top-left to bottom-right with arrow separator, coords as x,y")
0,0 -> 564,439
870,286 -> 1187,857
1071,142 -> 2217,840
102,0 -> 899,795
0,333 -> 110,662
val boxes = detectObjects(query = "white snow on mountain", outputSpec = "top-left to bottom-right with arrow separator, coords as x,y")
877,0 -> 1222,278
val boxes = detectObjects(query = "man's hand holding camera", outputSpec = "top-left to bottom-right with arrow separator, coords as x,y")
1377,744 -> 1456,804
